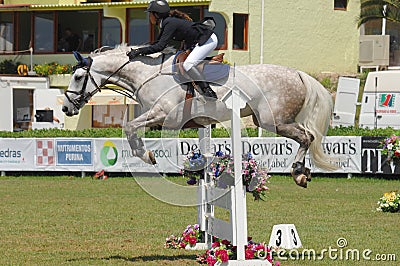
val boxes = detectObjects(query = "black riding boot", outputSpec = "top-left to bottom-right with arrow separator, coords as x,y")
186,67 -> 217,101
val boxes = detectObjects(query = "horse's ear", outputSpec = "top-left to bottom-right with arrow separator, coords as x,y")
73,51 -> 89,66
73,51 -> 83,62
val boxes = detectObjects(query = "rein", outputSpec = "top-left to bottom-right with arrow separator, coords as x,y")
64,53 -> 175,109
134,53 -> 175,97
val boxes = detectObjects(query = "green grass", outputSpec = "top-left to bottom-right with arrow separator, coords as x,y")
0,175 -> 399,265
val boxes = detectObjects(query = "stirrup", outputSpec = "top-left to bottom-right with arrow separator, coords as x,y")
203,87 -> 217,101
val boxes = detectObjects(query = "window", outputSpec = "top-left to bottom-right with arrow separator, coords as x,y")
233,13 -> 248,50
334,0 -> 348,10
0,13 -> 14,52
177,6 -> 201,22
17,12 -> 31,51
163,6 -> 200,49
57,11 -> 99,53
128,9 -> 150,45
101,17 -> 121,48
34,12 -> 54,53
3,6 -> 225,55
204,9 -> 227,49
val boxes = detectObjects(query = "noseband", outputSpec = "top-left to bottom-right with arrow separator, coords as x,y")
64,57 -> 130,110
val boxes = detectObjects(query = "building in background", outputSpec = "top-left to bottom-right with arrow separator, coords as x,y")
0,0 -> 365,73
1,0 -> 397,131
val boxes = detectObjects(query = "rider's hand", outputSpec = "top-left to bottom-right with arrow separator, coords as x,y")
127,48 -> 141,61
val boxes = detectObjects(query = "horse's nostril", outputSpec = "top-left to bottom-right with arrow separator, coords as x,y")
62,106 -> 68,113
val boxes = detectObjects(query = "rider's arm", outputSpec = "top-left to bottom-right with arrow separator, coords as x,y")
137,18 -> 176,55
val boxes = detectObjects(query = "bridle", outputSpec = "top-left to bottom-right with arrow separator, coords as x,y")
64,57 -> 132,110
64,53 -> 174,110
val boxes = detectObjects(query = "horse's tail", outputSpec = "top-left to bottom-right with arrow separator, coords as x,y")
296,71 -> 339,171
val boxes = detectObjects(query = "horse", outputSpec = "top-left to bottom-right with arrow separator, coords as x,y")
62,45 -> 338,188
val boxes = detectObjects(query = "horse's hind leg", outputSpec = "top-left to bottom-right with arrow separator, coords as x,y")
276,123 -> 314,188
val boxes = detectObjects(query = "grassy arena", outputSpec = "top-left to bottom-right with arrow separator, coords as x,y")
0,175 -> 399,265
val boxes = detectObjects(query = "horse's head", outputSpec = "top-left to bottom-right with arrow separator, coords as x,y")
62,51 -> 102,116
62,45 -> 175,116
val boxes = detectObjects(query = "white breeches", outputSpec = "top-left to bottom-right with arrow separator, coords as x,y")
182,33 -> 218,71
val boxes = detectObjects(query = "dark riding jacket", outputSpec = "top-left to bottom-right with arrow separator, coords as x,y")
138,16 -> 213,55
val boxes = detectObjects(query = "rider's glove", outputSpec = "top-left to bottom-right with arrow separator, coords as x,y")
127,48 -> 141,61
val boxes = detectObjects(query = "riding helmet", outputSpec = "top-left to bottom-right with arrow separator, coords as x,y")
146,0 -> 170,14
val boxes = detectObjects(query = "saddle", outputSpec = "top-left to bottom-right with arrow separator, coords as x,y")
172,50 -> 230,84
172,50 -> 230,129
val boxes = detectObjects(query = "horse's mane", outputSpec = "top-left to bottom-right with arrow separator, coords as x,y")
90,43 -> 176,59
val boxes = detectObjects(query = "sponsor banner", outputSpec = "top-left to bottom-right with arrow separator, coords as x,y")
0,136 -> 366,175
361,136 -> 400,174
55,139 -> 93,166
0,138 -> 35,170
94,138 -> 179,173
36,139 -> 55,168
177,137 -> 361,173
308,136 -> 361,173
177,137 -> 296,172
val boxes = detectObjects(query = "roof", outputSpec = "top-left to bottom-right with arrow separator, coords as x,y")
0,0 -> 210,11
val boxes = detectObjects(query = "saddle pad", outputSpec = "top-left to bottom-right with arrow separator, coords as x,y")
172,51 -> 230,83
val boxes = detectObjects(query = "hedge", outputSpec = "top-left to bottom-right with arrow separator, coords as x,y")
0,126 -> 399,138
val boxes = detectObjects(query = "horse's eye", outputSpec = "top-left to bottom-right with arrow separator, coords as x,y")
74,75 -> 83,81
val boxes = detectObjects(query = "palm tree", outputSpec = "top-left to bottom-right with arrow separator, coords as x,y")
358,0 -> 400,27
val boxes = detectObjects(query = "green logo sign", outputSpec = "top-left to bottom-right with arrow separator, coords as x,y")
100,140 -> 118,167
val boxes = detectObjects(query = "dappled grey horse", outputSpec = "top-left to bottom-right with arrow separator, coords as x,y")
62,46 -> 337,187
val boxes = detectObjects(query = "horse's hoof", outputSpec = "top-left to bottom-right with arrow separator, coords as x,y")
293,174 -> 308,188
142,150 -> 157,165
148,150 -> 156,165
304,167 -> 312,182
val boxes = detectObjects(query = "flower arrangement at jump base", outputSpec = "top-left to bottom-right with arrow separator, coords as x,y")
164,224 -> 203,249
381,135 -> 400,162
196,237 -> 278,266
181,150 -> 207,185
376,191 -> 400,213
181,150 -> 271,201
210,151 -> 271,201
165,225 -> 279,265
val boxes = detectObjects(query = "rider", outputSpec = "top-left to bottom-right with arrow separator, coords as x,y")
127,0 -> 218,101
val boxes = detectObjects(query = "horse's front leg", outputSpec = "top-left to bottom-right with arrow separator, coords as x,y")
276,123 -> 314,188
124,108 -> 165,165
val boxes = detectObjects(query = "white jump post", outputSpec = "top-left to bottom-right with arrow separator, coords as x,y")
195,84 -> 271,265
197,125 -> 213,250
226,84 -> 248,262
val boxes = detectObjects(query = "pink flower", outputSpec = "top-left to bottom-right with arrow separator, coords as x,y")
275,261 -> 281,266
206,255 -> 217,266
189,236 -> 197,245
216,249 -> 230,262
179,242 -> 186,248
245,248 -> 254,259
255,244 -> 265,250
184,235 -> 190,242
212,241 -> 220,248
